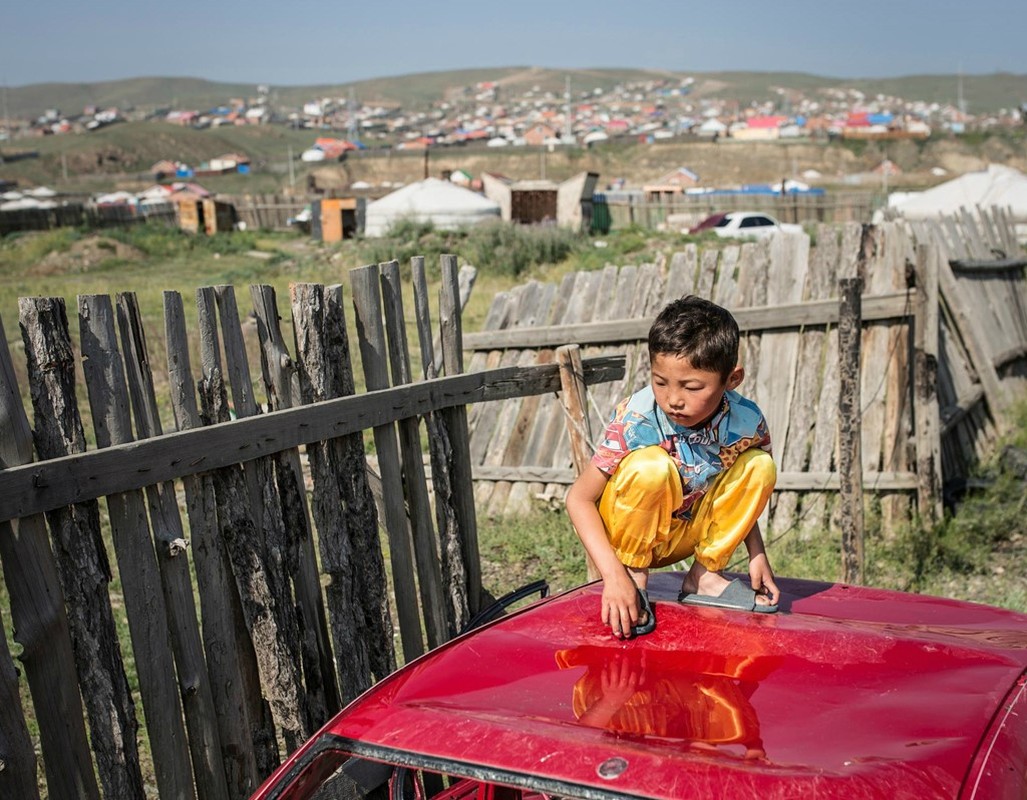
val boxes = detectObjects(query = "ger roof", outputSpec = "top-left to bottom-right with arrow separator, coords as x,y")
319,572 -> 1027,800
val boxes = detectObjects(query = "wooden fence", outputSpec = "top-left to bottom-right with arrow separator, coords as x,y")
463,214 -> 1026,535
0,259 -> 624,800
601,190 -> 879,231
227,194 -> 308,231
0,202 -> 177,235
0,214 -> 1022,800
905,207 -> 1027,478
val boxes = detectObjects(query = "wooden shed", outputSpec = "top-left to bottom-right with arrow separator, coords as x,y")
175,197 -> 237,235
311,197 -> 363,242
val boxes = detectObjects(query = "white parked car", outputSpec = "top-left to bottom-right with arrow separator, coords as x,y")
691,211 -> 803,239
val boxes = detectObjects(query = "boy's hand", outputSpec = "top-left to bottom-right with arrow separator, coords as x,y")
748,552 -> 780,605
601,571 -> 640,638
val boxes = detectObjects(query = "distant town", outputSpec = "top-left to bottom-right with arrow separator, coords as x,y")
7,73 -> 1024,153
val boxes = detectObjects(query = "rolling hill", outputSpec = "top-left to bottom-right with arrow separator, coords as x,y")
5,68 -> 1026,119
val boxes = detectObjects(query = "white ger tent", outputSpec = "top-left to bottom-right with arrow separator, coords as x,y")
364,178 -> 500,237
887,164 -> 1027,219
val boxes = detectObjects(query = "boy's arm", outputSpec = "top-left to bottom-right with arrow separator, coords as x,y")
566,464 -> 642,637
744,524 -> 780,604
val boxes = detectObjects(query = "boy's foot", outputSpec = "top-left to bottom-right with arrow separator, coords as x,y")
677,579 -> 778,614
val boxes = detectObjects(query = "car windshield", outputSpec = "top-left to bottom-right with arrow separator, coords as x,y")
262,742 -> 591,800
714,216 -> 731,227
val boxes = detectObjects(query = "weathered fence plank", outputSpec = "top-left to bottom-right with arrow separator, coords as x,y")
351,263 -> 424,660
292,282 -> 396,700
539,270 -> 604,508
116,292 -> 230,800
754,232 -> 810,481
411,258 -> 471,635
1,310 -> 90,800
0,606 -> 39,799
78,293 -> 197,800
772,224 -> 838,533
380,260 -> 450,649
838,278 -> 865,583
196,286 -> 310,755
438,254 -> 483,613
165,290 -> 268,798
217,285 -> 319,744
483,281 -> 548,517
17,297 -> 136,800
913,246 -> 944,524
250,283 -> 337,724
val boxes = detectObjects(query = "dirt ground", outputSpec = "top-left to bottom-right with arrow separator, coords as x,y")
29,235 -> 146,276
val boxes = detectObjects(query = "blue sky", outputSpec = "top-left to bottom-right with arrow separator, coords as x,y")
3,0 -> 1025,87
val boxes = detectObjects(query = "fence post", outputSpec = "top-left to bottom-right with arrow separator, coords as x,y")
838,277 -> 864,584
438,254 -> 483,614
411,257 -> 471,636
225,283 -> 322,722
351,263 -> 425,662
556,343 -> 601,581
195,285 -> 308,755
0,311 -> 83,800
78,294 -> 197,800
913,245 -> 944,525
164,290 -> 267,796
380,261 -> 450,649
291,282 -> 396,699
250,284 -> 339,723
116,292 -> 231,800
556,344 -> 593,474
0,606 -> 39,799
15,298 -> 136,800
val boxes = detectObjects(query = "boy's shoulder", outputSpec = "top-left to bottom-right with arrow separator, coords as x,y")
725,388 -> 763,417
722,389 -> 771,444
621,384 -> 657,418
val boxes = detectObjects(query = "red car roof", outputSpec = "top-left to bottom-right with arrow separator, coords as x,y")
266,573 -> 1027,800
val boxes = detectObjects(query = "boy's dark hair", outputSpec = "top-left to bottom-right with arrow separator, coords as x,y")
648,295 -> 740,379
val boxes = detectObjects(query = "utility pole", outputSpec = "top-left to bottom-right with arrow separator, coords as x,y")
957,62 -> 967,118
348,87 -> 358,142
1,81 -> 9,146
287,144 -> 295,188
564,75 -> 573,142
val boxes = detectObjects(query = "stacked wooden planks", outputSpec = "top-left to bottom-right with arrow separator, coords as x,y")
907,207 -> 1026,478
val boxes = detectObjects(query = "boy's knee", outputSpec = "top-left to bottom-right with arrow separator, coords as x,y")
733,448 -> 776,490
616,446 -> 680,495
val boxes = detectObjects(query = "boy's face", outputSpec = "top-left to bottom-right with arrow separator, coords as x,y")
650,353 -> 743,428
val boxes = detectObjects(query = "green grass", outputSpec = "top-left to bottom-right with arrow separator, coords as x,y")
2,218 -> 1025,799
477,397 -> 1027,616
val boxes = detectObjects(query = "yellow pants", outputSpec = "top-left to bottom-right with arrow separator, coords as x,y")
598,446 -> 776,571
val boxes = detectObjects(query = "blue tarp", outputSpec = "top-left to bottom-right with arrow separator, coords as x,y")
709,185 -> 826,196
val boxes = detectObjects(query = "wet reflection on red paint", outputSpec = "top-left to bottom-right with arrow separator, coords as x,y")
556,644 -> 784,761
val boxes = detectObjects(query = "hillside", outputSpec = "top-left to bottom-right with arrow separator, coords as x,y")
4,119 -> 1025,200
6,68 -> 1026,119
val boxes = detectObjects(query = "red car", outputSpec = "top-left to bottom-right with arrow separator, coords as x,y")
250,572 -> 1027,800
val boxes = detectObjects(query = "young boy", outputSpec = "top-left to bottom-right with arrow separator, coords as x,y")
566,295 -> 779,638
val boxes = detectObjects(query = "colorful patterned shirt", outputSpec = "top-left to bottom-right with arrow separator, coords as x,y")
591,386 -> 772,521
